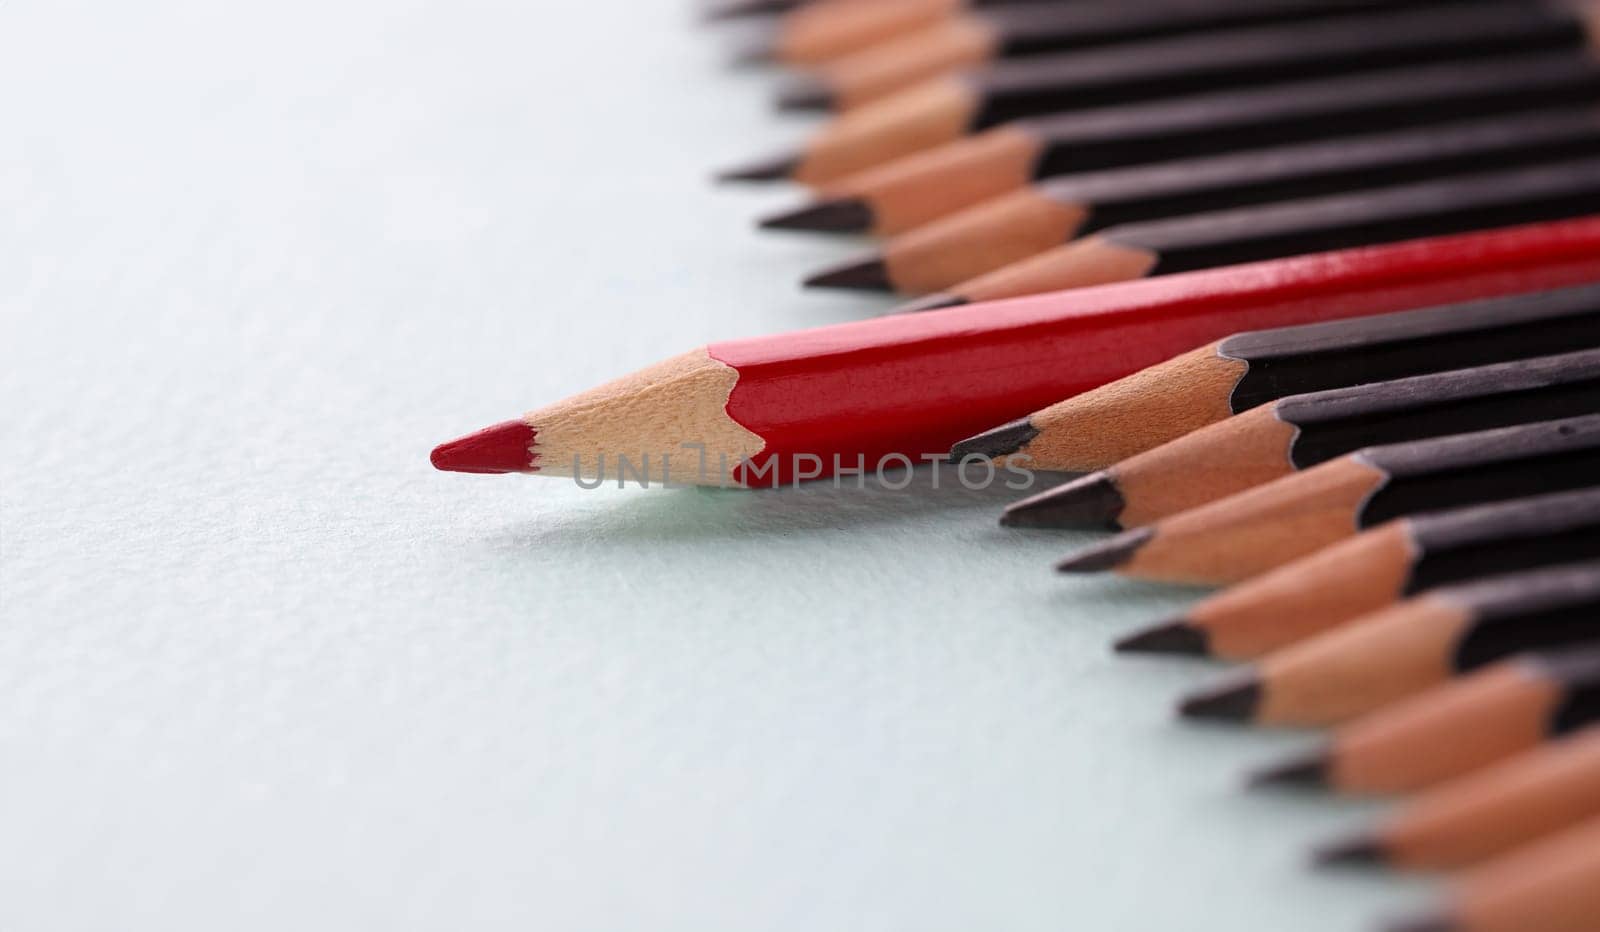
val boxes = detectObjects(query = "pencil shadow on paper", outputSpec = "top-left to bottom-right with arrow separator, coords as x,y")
494,464 -> 1077,547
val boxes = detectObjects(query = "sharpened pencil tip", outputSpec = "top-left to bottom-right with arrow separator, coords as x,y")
1381,914 -> 1458,932
727,30 -> 779,66
894,292 -> 967,313
431,419 -> 536,474
759,197 -> 875,232
1002,471 -> 1126,529
1115,618 -> 1209,656
1249,748 -> 1332,789
1178,672 -> 1263,722
776,74 -> 836,110
717,151 -> 800,183
805,255 -> 894,291
701,0 -> 785,21
1313,834 -> 1388,868
1053,527 -> 1153,572
950,417 -> 1040,462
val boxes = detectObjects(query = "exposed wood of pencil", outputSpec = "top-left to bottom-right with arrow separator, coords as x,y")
805,107 -> 1600,294
951,343 -> 1245,471
1018,348 -> 1600,530
959,282 -> 1600,474
1116,521 -> 1418,659
758,0 -> 961,67
799,126 -> 1047,234
1183,561 -> 1600,726
1055,456 -> 1386,585
917,160 -> 1600,307
797,54 -> 1600,232
1181,593 -> 1471,726
1318,726 -> 1600,871
1123,483 -> 1600,660
1383,812 -> 1600,932
783,16 -> 998,111
1252,658 -> 1570,795
1058,414 -> 1600,584
725,77 -> 980,187
801,188 -> 1089,296
758,1 -> 1600,176
432,219 -> 1600,486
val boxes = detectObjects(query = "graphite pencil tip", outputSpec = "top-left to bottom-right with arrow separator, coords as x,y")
1178,672 -> 1263,722
776,74 -> 836,110
759,197 -> 875,232
804,254 -> 894,291
949,417 -> 1039,462
1053,527 -> 1154,573
1313,834 -> 1388,868
1249,748 -> 1332,789
727,29 -> 779,66
1381,915 -> 1458,932
1001,471 -> 1126,530
430,419 -> 536,474
894,292 -> 968,313
717,151 -> 799,183
1114,618 -> 1209,656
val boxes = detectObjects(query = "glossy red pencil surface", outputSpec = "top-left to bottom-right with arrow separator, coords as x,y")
711,217 -> 1600,484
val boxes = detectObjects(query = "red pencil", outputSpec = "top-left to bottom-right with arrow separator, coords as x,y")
432,217 -> 1600,487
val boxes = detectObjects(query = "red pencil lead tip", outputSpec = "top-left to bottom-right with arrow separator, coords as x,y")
430,419 -> 537,474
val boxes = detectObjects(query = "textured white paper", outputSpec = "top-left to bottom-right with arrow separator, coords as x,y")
0,2 -> 1428,929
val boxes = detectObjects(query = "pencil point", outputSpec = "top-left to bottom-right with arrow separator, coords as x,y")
1313,834 -> 1388,868
804,255 -> 893,291
1115,618 -> 1209,656
759,197 -> 874,232
1053,527 -> 1154,573
894,292 -> 967,313
431,419 -> 536,474
1381,914 -> 1458,932
726,30 -> 778,66
1249,748 -> 1332,789
776,75 -> 835,110
949,417 -> 1039,462
1001,471 -> 1126,529
717,151 -> 799,183
1178,671 -> 1263,722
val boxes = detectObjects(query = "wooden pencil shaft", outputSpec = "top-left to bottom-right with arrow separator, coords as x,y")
1026,55 -> 1600,178
1364,726 -> 1600,870
1041,108 -> 1600,236
967,3 -> 1587,128
1276,350 -> 1600,470
1223,284 -> 1600,413
1114,159 -> 1600,275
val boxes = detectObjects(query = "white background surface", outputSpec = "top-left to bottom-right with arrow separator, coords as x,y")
2,2 -> 1431,929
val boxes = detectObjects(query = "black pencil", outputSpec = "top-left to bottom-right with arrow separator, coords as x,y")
896,157 -> 1600,311
1006,348 -> 1600,531
775,53 -> 1600,236
1117,487 -> 1600,660
1250,642 -> 1600,794
725,3 -> 1598,186
1054,414 -> 1600,586
1179,561 -> 1600,727
789,108 -> 1600,296
782,0 -> 1476,110
951,283 -> 1600,475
